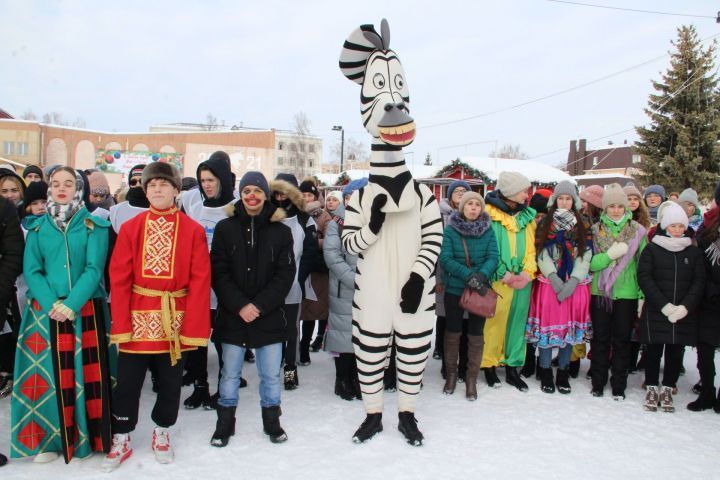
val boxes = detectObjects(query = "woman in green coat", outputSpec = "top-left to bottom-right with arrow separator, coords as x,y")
439,191 -> 499,400
10,167 -> 113,464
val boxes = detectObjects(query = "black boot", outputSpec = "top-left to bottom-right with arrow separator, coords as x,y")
484,367 -> 501,388
350,355 -> 362,400
714,387 -> 720,414
352,413 -> 383,443
210,405 -> 236,447
687,385 -> 716,412
556,368 -> 571,394
240,377 -> 248,388
284,365 -> 298,390
0,452 -> 6,467
261,406 -> 288,443
505,366 -> 528,392
397,412 -> 424,446
692,381 -> 702,395
539,367 -> 555,394
568,359 -> 580,379
184,380 -> 211,409
182,370 -> 197,386
334,356 -> 355,401
245,349 -> 255,364
520,344 -> 536,378
204,391 -> 219,410
310,335 -> 324,352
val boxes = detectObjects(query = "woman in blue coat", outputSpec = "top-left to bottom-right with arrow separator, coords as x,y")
439,191 -> 499,400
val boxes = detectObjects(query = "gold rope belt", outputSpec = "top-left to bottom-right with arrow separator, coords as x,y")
132,285 -> 188,366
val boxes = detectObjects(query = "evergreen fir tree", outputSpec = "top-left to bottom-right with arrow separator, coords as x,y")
635,25 -> 720,197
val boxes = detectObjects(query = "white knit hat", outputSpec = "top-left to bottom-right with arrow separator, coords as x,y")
326,190 -> 343,205
496,171 -> 531,197
659,201 -> 689,229
602,183 -> 628,210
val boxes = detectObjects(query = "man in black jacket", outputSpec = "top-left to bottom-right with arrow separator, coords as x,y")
209,171 -> 295,447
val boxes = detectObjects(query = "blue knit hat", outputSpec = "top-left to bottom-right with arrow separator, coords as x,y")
447,180 -> 471,200
239,171 -> 270,198
643,184 -> 666,201
342,178 -> 368,198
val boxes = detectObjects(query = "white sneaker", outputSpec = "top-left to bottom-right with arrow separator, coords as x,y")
101,434 -> 132,472
152,427 -> 174,464
33,452 -> 60,463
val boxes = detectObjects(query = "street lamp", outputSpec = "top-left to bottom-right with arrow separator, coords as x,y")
332,125 -> 345,173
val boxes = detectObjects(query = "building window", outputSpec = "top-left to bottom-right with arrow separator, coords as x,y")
278,142 -> 284,151
299,143 -> 305,153
17,143 -> 28,156
3,142 -> 13,155
278,156 -> 284,166
309,144 -> 315,153
308,160 -> 313,168
592,156 -> 598,167
632,154 -> 641,164
290,143 -> 297,152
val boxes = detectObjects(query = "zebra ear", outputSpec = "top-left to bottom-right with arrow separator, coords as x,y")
380,18 -> 390,50
339,23 -> 382,84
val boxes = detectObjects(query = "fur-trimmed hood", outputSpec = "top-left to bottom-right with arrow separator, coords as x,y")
270,179 -> 306,212
448,210 -> 492,238
227,199 -> 286,223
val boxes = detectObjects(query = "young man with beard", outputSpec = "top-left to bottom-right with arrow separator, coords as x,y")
210,171 -> 295,446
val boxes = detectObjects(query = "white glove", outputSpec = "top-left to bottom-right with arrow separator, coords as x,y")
661,303 -> 677,317
637,299 -> 645,316
668,305 -> 688,323
606,242 -> 629,260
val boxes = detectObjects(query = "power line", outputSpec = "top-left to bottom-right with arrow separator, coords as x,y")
420,32 -> 720,130
546,0 -> 715,19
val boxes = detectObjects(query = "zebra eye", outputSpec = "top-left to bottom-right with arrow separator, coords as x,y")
394,74 -> 404,89
372,73 -> 385,89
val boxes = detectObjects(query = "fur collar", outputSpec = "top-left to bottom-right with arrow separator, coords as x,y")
229,200 -> 286,223
269,179 -> 306,211
449,210 -> 491,237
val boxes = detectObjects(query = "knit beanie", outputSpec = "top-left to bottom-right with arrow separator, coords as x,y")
88,171 -> 110,197
623,182 -> 642,199
141,162 -> 181,191
643,184 -> 666,201
529,193 -> 548,215
447,180 -> 471,200
602,183 -> 628,210
579,185 -> 604,209
342,178 -> 368,198
275,173 -> 299,188
495,171 -> 531,197
299,180 -> 319,199
659,201 -> 689,229
678,188 -> 700,211
239,171 -> 270,198
549,180 -> 579,208
24,180 -> 48,206
326,190 -> 343,205
22,164 -> 44,181
128,164 -> 146,185
458,191 -> 484,216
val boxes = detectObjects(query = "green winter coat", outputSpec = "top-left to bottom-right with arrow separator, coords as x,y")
589,212 -> 647,300
439,211 -> 500,296
24,207 -> 110,314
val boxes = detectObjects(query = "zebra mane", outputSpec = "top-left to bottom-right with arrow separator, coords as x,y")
339,18 -> 391,84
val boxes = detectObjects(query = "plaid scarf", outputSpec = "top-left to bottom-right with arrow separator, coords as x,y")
46,173 -> 85,230
544,209 -> 588,279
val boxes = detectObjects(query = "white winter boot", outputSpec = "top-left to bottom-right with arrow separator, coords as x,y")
101,433 -> 132,472
152,427 -> 174,464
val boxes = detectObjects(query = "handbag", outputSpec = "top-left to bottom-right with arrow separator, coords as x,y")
458,237 -> 500,318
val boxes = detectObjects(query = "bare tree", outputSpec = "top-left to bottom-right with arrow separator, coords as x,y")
292,111 -> 312,136
205,113 -> 218,131
489,143 -> 529,159
284,112 -> 316,179
21,110 -> 37,120
37,111 -> 86,128
424,153 -> 432,165
330,137 -> 369,169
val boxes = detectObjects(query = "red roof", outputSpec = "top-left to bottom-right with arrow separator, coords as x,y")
0,109 -> 14,119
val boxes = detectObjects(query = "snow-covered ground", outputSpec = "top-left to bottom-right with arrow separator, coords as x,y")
1,347 -> 719,479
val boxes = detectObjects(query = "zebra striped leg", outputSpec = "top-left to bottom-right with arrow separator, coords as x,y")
394,322 -> 433,413
352,320 -> 392,414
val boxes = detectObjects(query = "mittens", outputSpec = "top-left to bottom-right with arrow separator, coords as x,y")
368,194 -> 387,235
668,305 -> 688,323
400,272 -> 425,314
661,303 -> 676,317
606,242 -> 629,260
547,273 -> 564,294
556,278 -> 579,303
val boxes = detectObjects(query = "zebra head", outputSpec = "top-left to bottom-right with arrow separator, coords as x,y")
339,19 -> 415,148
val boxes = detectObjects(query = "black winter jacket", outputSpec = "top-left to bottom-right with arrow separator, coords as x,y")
696,231 -> 720,346
0,197 -> 23,331
637,238 -> 706,346
211,200 -> 296,348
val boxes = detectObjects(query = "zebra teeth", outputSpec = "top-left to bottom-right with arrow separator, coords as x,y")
379,121 -> 416,146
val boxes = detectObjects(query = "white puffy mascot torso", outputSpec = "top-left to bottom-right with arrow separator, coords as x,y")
339,19 -> 443,445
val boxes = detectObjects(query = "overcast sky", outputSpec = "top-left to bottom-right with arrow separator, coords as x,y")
2,0 -> 718,169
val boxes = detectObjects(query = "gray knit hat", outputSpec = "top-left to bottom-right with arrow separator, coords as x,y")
549,180 -> 580,209
643,184 -> 666,201
623,182 -> 642,199
678,188 -> 700,211
602,183 -> 628,210
458,191 -> 484,216
496,171 -> 531,197
142,162 -> 182,191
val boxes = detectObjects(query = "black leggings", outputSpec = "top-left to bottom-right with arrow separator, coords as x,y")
644,343 -> 684,387
444,293 -> 485,335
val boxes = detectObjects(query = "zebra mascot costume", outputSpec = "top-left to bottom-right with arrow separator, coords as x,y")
339,19 -> 443,446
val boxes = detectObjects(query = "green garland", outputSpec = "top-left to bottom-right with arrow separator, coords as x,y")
434,159 -> 491,184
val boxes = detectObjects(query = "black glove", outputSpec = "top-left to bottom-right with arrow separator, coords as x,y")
400,272 -> 425,314
368,194 -> 387,235
466,272 -> 489,296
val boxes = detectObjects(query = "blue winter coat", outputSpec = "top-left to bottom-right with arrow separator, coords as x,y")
323,218 -> 356,353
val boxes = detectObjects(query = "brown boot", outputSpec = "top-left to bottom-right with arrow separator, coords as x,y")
465,334 -> 484,401
443,331 -> 461,394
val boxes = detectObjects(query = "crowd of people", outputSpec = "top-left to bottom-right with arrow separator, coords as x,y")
0,154 -> 718,469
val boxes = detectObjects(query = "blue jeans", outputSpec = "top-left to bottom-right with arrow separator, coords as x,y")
538,345 -> 572,369
218,343 -> 282,408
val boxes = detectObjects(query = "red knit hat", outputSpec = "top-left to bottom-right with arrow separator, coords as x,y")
579,185 -> 604,209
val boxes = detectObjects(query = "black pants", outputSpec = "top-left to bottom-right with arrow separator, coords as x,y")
697,342 -> 717,389
644,343 -> 684,387
590,297 -> 637,393
0,333 -> 15,374
112,352 -> 187,434
444,293 -> 485,335
300,319 -> 327,354
282,303 -> 300,367
435,316 -> 446,355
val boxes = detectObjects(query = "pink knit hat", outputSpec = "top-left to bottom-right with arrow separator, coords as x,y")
579,185 -> 604,209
